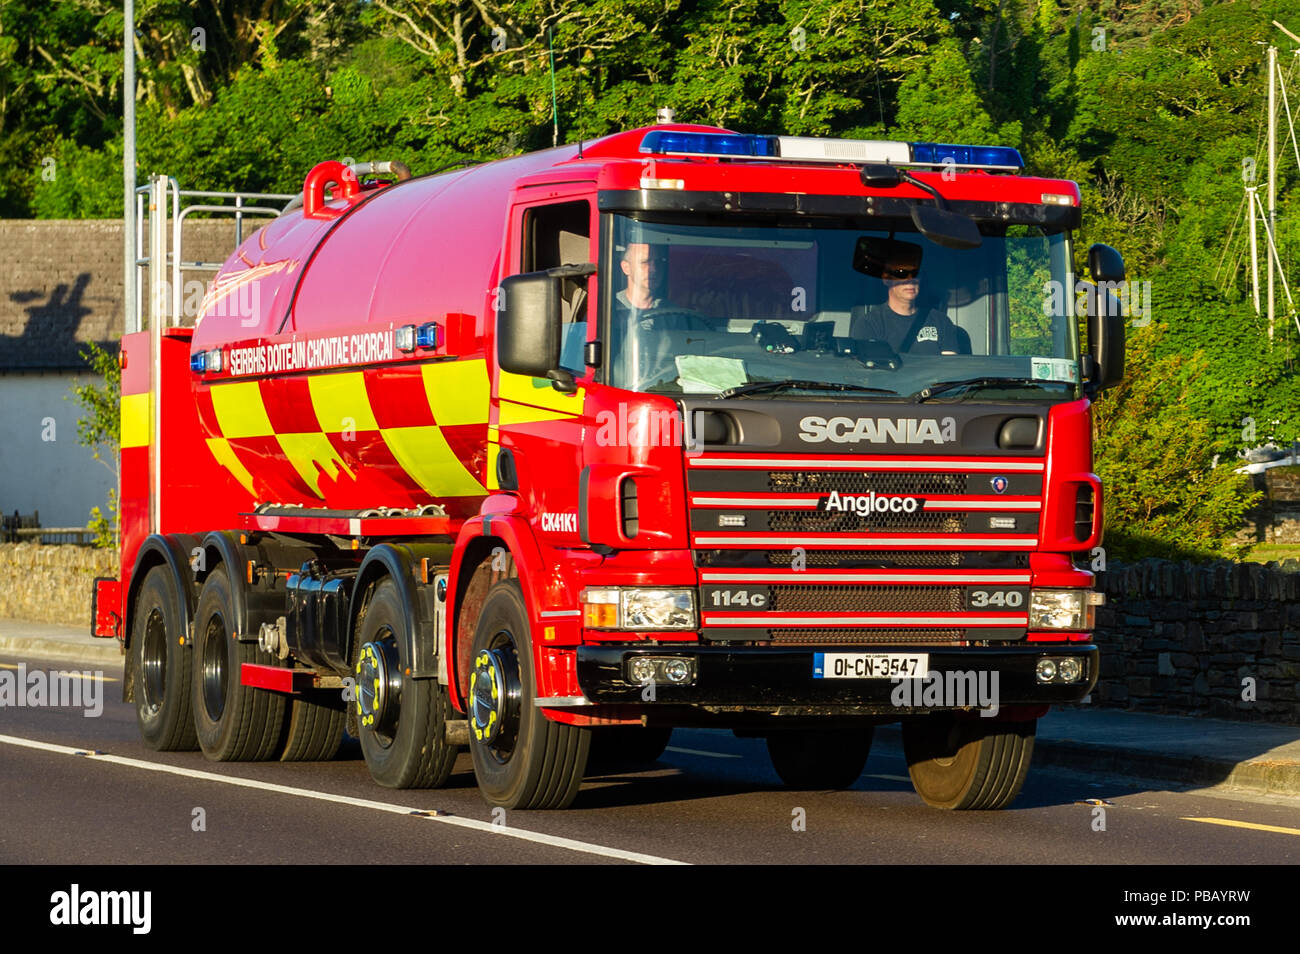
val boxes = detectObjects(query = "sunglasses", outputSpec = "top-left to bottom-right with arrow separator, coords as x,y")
883,267 -> 920,280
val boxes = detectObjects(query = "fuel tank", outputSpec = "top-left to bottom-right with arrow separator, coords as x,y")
186,146 -> 581,518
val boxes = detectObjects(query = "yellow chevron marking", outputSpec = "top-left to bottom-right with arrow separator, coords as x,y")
209,381 -> 275,439
382,425 -> 485,497
308,371 -> 379,432
276,432 -> 355,497
497,370 -> 582,416
424,359 -> 490,426
206,438 -> 257,496
120,392 -> 151,449
485,439 -> 501,491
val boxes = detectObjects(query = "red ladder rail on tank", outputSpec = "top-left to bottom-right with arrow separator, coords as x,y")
93,126 -> 1124,812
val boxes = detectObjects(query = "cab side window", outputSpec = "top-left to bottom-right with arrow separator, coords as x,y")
522,200 -> 591,373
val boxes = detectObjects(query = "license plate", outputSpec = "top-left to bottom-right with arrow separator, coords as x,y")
812,652 -> 929,680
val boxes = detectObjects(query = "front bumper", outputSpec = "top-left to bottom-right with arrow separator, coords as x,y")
575,644 -> 1098,711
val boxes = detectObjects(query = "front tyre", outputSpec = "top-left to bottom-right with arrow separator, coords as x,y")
903,715 -> 1035,810
468,580 -> 590,809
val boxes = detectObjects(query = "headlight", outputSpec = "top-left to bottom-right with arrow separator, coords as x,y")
581,587 -> 697,631
1029,589 -> 1097,630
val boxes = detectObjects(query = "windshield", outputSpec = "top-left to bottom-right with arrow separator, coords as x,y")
602,213 -> 1078,401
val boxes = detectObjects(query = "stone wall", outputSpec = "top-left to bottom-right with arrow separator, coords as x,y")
1242,467 -> 1300,545
0,543 -> 117,627
1093,559 -> 1300,724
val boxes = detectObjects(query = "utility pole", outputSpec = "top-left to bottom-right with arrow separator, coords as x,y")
123,0 -> 136,335
1269,42 -> 1277,343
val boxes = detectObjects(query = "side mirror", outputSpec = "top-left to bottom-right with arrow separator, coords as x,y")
1088,243 -> 1126,284
910,204 -> 982,250
1085,244 -> 1127,392
1084,283 -> 1126,392
497,271 -> 562,378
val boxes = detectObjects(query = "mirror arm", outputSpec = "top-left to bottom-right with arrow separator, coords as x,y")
547,368 -> 578,393
899,170 -> 950,211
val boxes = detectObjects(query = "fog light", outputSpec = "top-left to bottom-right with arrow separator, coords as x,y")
1036,658 -> 1058,683
1057,657 -> 1083,683
662,659 -> 691,683
624,655 -> 697,687
629,657 -> 657,684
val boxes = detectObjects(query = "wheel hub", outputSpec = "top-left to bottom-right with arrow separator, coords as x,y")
356,638 -> 402,737
470,646 -> 520,750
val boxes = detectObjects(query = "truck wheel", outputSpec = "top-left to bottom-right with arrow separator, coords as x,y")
588,726 -> 673,767
281,694 -> 346,762
903,715 -> 1036,810
354,578 -> 457,788
191,566 -> 287,761
765,728 -> 873,789
468,580 -> 590,809
132,566 -> 198,751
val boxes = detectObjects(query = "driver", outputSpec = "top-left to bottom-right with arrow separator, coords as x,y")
614,242 -> 668,319
851,244 -> 968,355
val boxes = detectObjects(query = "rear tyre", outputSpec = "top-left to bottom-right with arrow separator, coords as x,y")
903,715 -> 1036,810
132,566 -> 198,751
191,566 -> 287,761
765,728 -> 873,789
468,580 -> 590,809
588,726 -> 673,766
281,693 -> 346,762
354,579 -> 457,788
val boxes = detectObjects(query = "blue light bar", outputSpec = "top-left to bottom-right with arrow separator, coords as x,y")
416,322 -> 441,349
190,351 -> 207,373
909,142 -> 1023,170
641,130 -> 778,157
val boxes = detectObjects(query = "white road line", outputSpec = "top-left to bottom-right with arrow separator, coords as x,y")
0,733 -> 687,866
864,773 -> 910,782
666,746 -> 743,759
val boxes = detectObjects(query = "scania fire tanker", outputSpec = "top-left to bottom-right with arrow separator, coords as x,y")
93,124 -> 1126,810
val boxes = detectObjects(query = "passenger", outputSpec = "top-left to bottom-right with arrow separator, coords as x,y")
851,244 -> 969,355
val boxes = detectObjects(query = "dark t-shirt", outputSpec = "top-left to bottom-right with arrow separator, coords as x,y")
850,303 -> 968,354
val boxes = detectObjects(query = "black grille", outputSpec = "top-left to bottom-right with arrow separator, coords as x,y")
769,628 -> 964,645
764,549 -> 968,568
767,584 -> 964,612
769,471 -> 966,495
766,510 -> 964,533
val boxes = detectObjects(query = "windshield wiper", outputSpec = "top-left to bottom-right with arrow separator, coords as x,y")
911,377 -> 1046,402
719,379 -> 900,400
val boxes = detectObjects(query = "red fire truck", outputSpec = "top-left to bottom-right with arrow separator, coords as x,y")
93,124 -> 1124,810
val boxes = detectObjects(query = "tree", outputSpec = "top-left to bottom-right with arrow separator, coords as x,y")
1092,328 -> 1261,560
68,341 -> 120,548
